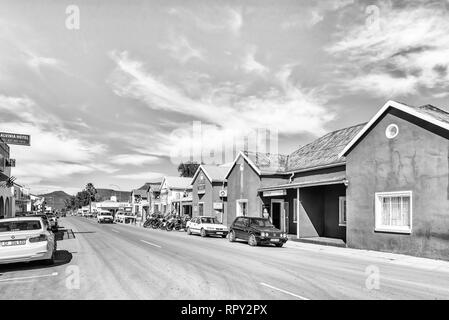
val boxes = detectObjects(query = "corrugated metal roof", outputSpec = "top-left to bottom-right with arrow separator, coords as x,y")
200,165 -> 231,182
163,176 -> 192,189
411,104 -> 449,125
243,151 -> 289,174
286,123 -> 366,172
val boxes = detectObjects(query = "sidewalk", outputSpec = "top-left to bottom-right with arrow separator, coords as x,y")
285,240 -> 449,273
116,220 -> 449,273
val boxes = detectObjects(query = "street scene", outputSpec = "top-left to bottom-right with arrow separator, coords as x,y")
2,215 -> 449,300
2,0 -> 449,302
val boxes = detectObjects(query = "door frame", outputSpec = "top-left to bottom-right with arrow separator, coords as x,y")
270,199 -> 286,232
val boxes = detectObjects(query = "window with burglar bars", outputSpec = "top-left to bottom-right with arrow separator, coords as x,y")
375,191 -> 412,234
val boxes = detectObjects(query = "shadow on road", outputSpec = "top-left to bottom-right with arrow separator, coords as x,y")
0,250 -> 73,274
73,231 -> 96,234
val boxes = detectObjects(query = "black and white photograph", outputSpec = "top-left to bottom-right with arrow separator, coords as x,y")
2,0 -> 449,307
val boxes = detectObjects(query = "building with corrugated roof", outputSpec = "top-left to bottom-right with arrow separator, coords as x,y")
342,100 -> 449,260
191,164 -> 231,222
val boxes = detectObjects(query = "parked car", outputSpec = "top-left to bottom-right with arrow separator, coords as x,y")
46,214 -> 58,229
115,211 -> 136,224
97,211 -> 114,224
0,217 -> 57,265
186,216 -> 228,238
30,214 -> 51,230
229,216 -> 288,247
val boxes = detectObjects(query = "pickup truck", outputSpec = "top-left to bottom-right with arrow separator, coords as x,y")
97,211 -> 114,224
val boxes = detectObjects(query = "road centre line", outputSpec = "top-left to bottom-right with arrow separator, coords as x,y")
260,282 -> 310,300
0,272 -> 58,282
140,240 -> 162,248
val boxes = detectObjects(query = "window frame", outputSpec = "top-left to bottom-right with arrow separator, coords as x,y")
236,199 -> 248,217
339,196 -> 347,227
374,191 -> 413,234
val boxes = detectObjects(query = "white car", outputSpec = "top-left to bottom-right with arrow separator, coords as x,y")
97,211 -> 114,223
115,211 -> 136,224
46,214 -> 58,229
186,216 -> 228,238
0,217 -> 57,265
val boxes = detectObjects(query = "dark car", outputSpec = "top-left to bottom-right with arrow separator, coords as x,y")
27,214 -> 52,230
229,216 -> 288,247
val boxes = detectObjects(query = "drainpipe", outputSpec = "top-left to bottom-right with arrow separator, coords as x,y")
289,172 -> 294,184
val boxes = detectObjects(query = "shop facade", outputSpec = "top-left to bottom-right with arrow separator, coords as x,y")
0,139 -> 14,218
225,124 -> 365,245
191,165 -> 229,223
159,176 -> 192,215
342,101 -> 449,260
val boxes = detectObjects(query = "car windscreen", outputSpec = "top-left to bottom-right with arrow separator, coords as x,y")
250,219 -> 274,228
0,220 -> 42,232
201,217 -> 219,224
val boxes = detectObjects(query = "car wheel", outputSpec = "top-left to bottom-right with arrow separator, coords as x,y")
248,234 -> 258,247
275,243 -> 284,248
187,227 -> 192,235
200,228 -> 207,237
229,230 -> 236,242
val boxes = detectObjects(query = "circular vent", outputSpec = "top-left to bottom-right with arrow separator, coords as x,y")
385,124 -> 399,139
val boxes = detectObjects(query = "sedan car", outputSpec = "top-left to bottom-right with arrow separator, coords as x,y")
186,216 -> 228,238
229,216 -> 288,247
46,214 -> 58,229
0,217 -> 57,265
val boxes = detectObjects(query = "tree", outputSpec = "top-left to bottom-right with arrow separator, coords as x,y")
177,161 -> 201,177
85,183 -> 97,213
64,196 -> 77,211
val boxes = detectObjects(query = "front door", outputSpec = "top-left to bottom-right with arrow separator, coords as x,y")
271,200 -> 285,231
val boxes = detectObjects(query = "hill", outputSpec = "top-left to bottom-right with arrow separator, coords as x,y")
38,191 -> 72,211
95,189 -> 131,202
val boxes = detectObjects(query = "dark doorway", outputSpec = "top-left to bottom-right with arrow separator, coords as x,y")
271,201 -> 281,229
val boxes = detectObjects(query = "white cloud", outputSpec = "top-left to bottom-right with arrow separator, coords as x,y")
109,51 -> 332,136
110,154 -> 161,166
159,32 -> 205,64
0,95 -> 111,187
108,51 -> 333,163
25,52 -> 61,73
168,6 -> 242,36
327,3 -> 449,98
241,47 -> 269,75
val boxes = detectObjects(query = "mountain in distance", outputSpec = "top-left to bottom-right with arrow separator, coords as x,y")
95,189 -> 131,202
38,190 -> 72,211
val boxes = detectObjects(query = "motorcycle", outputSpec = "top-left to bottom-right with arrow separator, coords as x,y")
166,216 -> 182,231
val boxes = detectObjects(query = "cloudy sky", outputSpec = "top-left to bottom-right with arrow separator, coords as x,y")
1,0 -> 449,195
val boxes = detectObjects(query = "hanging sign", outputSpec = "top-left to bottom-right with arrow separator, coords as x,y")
0,133 -> 31,146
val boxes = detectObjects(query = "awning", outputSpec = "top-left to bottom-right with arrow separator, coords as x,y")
259,176 -> 346,193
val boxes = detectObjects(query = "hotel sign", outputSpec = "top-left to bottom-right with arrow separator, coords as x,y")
263,190 -> 286,197
213,202 -> 223,210
0,132 -> 31,146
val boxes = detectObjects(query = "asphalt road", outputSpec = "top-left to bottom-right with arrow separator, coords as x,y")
1,216 -> 449,300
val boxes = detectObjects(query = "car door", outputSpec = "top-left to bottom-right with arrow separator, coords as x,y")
232,217 -> 244,239
190,218 -> 199,233
240,218 -> 251,240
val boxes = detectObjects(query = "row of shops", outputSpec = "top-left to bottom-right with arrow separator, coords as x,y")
128,100 -> 449,260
